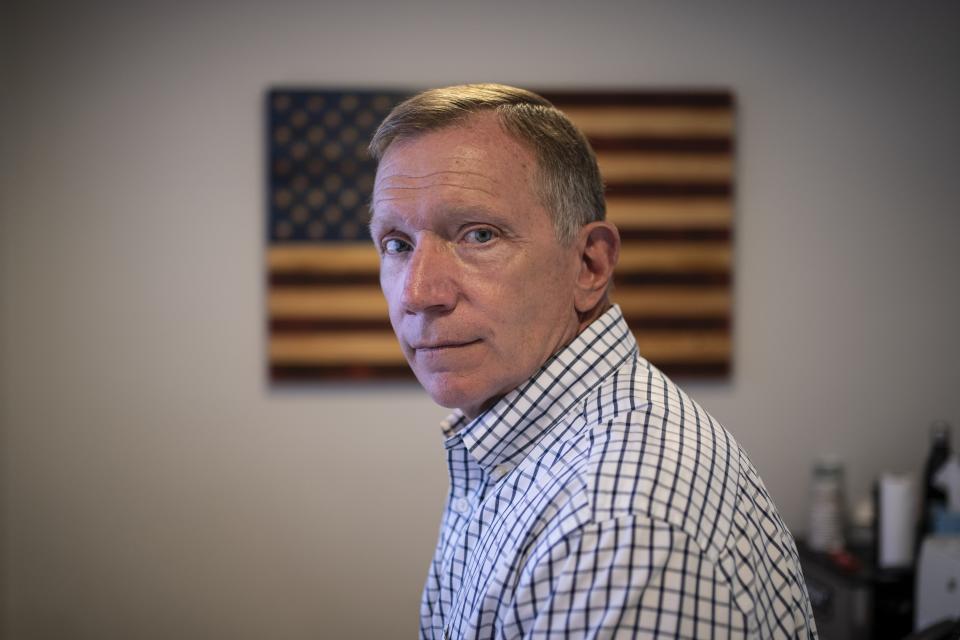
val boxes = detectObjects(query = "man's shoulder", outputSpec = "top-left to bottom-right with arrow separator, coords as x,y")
517,353 -> 814,635
558,359 -> 749,560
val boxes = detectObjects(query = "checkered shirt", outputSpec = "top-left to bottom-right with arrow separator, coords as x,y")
420,306 -> 817,639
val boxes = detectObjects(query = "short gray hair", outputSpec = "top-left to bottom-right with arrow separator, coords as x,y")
369,83 -> 605,244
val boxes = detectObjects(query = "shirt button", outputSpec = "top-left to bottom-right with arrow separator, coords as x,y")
492,464 -> 510,480
452,497 -> 470,514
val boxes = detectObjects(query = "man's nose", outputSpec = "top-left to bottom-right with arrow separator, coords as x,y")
399,237 -> 458,314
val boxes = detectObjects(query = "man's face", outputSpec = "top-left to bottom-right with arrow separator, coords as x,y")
370,114 -> 582,418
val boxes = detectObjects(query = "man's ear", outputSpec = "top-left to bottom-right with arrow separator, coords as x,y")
573,221 -> 620,314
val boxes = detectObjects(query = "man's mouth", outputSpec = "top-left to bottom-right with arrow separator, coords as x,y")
412,339 -> 481,353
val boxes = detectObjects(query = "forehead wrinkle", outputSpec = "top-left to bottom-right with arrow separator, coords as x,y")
373,171 -> 498,209
371,187 -> 495,218
377,169 -> 497,191
375,182 -> 494,199
382,168 -> 495,181
369,194 -> 504,232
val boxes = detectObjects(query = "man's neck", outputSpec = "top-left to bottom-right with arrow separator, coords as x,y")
577,299 -> 612,334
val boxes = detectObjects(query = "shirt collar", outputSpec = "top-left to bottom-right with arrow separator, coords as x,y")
440,305 -> 637,473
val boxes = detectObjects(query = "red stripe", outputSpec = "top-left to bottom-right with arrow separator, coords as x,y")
270,364 -> 413,381
606,183 -> 732,197
589,136 -> 733,154
540,91 -> 734,109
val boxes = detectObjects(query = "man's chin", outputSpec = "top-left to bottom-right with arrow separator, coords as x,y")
416,371 -> 495,419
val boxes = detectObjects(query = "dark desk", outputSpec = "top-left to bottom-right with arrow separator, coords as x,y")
798,541 -> 914,640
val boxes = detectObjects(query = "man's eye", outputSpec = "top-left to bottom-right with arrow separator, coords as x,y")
464,228 -> 496,244
382,238 -> 411,255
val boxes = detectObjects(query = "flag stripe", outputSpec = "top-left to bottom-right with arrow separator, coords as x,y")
605,182 -> 732,197
602,229 -> 734,242
632,330 -> 731,362
270,364 -> 414,381
268,244 -> 379,274
606,198 -> 731,229
271,332 -> 403,364
560,107 -> 733,137
270,273 -> 381,287
613,288 -> 730,316
615,243 -> 730,272
614,272 -> 730,286
272,318 -> 396,332
269,287 -> 387,319
540,91 -> 733,108
596,152 -> 732,182
588,136 -> 732,154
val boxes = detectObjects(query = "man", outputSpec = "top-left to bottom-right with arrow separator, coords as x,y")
369,84 -> 816,639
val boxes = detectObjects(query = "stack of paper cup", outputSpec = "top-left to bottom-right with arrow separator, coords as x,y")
808,456 -> 845,552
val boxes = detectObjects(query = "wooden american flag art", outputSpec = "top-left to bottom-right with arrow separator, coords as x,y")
267,89 -> 734,381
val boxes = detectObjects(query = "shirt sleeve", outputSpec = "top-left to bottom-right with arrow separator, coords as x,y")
500,514 -> 746,639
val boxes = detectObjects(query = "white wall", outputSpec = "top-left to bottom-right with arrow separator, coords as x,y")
2,1 -> 958,638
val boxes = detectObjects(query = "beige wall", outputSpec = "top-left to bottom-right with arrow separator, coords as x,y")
2,1 -> 959,638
